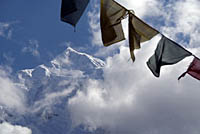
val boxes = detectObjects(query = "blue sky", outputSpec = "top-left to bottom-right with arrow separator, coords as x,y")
0,0 -> 94,71
1,0 -> 200,134
1,0 -> 198,72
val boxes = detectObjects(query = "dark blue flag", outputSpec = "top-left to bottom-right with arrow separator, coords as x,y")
61,0 -> 90,26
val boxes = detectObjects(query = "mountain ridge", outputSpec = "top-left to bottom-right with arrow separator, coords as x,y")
0,47 -> 106,134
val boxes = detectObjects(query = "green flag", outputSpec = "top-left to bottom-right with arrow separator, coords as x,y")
100,0 -> 127,46
147,35 -> 192,77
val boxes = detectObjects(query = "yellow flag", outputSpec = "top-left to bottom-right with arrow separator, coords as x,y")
129,13 -> 159,61
100,0 -> 127,46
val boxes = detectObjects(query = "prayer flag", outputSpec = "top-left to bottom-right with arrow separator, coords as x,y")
178,57 -> 200,80
61,0 -> 90,26
147,35 -> 192,77
100,0 -> 127,46
129,13 -> 159,61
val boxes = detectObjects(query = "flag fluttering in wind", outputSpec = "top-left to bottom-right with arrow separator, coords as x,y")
100,0 -> 127,46
128,13 -> 159,61
147,35 -> 192,77
61,0 -> 90,27
178,57 -> 200,80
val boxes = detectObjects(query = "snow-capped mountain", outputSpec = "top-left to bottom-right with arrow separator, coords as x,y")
0,47 -> 106,134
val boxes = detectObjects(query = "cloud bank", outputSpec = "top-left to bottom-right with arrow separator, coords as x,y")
158,0 -> 200,47
0,122 -> 32,134
68,0 -> 200,134
0,67 -> 27,113
69,37 -> 200,134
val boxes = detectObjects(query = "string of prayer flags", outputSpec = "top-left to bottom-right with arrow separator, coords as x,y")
61,0 -> 90,27
128,13 -> 159,61
100,0 -> 159,61
147,35 -> 192,77
60,0 -> 200,82
100,0 -> 127,46
178,57 -> 200,81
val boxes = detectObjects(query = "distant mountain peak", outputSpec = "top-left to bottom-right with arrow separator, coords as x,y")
66,46 -> 78,53
66,47 -> 105,68
51,47 -> 105,69
21,69 -> 34,77
19,47 -> 105,79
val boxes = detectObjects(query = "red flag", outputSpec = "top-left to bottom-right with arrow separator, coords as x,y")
178,57 -> 200,80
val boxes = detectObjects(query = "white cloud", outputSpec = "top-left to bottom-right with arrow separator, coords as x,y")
22,39 -> 40,57
68,34 -> 200,133
69,0 -> 200,132
159,0 -> 200,47
116,0 -> 161,18
0,122 -> 32,134
0,66 -> 27,113
175,0 -> 200,47
0,21 -> 18,39
32,86 -> 75,113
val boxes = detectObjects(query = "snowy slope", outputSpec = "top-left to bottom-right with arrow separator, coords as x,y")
0,47 -> 106,134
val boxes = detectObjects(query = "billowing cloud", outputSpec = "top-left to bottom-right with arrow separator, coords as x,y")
159,0 -> 200,47
69,0 -> 200,133
0,122 -> 32,134
69,35 -> 200,134
22,39 -> 40,57
32,86 -> 76,113
117,0 -> 161,18
0,66 -> 27,113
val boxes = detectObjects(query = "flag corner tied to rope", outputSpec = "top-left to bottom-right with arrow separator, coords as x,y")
61,0 -> 90,27
100,0 -> 127,47
147,35 -> 192,77
128,12 -> 159,62
178,57 -> 200,81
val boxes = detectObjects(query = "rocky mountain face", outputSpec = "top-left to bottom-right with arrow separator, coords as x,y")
0,47 -> 106,134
